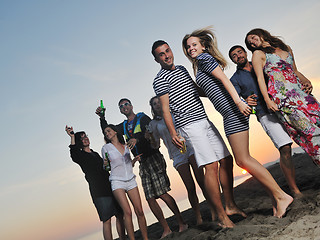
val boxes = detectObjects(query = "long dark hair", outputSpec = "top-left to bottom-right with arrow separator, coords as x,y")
245,28 -> 289,53
149,96 -> 161,119
104,124 -> 125,145
75,131 -> 86,149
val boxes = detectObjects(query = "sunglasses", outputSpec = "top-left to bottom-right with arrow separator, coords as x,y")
119,102 -> 131,109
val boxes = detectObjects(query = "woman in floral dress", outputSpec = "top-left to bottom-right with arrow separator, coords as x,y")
245,28 -> 320,166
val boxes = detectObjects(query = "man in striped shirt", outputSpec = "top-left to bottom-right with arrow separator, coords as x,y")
152,40 -> 246,228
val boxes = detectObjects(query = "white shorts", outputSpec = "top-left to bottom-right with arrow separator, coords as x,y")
111,177 -> 137,192
178,119 -> 231,167
258,113 -> 292,149
171,145 -> 194,170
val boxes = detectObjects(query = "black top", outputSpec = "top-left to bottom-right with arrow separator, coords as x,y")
100,113 -> 159,159
69,144 -> 113,199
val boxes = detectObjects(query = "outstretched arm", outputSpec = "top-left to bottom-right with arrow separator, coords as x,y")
65,125 -> 75,145
288,46 -> 313,94
159,94 -> 183,149
211,67 -> 252,116
252,50 -> 278,112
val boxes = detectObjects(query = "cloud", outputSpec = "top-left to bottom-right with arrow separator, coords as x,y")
0,166 -> 83,197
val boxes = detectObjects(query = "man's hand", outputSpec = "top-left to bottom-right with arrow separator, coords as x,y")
302,81 -> 313,95
127,138 -> 138,150
245,94 -> 258,106
171,134 -> 184,150
95,106 -> 105,118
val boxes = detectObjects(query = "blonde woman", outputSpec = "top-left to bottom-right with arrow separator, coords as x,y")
182,27 -> 293,218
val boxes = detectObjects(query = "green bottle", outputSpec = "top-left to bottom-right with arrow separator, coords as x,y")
104,152 -> 111,171
250,92 -> 256,114
100,100 -> 106,117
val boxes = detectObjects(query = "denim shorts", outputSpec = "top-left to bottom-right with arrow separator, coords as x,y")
93,196 -> 122,222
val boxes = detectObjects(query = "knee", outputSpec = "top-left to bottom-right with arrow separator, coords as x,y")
135,208 -> 145,218
204,162 -> 219,174
219,155 -> 234,168
123,208 -> 133,218
279,145 -> 292,159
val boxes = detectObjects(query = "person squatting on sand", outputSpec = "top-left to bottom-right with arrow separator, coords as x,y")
228,44 -> 302,197
95,99 -> 187,238
101,124 -> 148,240
152,40 -> 246,228
182,27 -> 293,218
245,28 -> 320,167
65,126 -> 126,240
147,96 -> 216,225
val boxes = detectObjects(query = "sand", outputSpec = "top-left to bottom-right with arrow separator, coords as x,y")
131,153 -> 320,240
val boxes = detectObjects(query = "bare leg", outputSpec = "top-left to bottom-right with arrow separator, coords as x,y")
188,154 -> 217,221
202,161 -> 235,228
159,193 -> 188,232
228,131 -> 293,218
127,187 -> 148,240
219,155 -> 247,218
279,144 -> 302,196
113,189 -> 135,240
147,197 -> 172,238
115,213 -> 126,240
102,218 -> 112,240
177,162 -> 203,225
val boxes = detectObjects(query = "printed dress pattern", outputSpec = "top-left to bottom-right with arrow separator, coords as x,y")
264,53 -> 320,166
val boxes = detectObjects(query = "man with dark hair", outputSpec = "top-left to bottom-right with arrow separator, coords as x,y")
229,45 -> 301,196
96,99 -> 187,238
152,40 -> 246,228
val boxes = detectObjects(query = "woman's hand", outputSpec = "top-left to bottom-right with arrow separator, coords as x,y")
132,154 -> 143,166
65,125 -> 74,136
127,138 -> 138,150
265,99 -> 279,112
236,101 -> 252,117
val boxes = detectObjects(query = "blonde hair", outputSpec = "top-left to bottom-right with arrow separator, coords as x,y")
182,26 -> 227,75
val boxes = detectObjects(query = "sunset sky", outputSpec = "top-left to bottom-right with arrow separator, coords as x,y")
1,1 -> 320,239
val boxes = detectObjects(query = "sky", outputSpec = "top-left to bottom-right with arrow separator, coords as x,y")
1,0 -> 320,239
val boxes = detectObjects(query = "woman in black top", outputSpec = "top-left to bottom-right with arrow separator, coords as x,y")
66,125 -> 125,240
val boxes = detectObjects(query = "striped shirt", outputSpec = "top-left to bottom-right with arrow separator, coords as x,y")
196,53 -> 249,136
153,65 -> 207,129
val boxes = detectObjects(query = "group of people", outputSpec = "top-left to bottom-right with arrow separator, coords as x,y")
66,27 -> 320,239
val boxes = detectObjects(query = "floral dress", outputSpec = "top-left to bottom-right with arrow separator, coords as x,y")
264,52 -> 320,166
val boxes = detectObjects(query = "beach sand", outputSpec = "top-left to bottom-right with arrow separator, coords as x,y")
132,153 -> 320,240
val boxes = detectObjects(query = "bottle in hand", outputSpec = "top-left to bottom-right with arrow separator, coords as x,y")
104,152 -> 111,171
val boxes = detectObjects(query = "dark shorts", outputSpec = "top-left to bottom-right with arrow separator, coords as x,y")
139,152 -> 171,200
93,196 -> 122,222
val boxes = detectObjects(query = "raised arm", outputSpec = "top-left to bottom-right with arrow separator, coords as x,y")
288,46 -> 313,94
252,50 -> 278,112
159,94 -> 183,149
211,67 -> 252,116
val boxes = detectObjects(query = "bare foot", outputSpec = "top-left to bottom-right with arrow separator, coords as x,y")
294,192 -> 303,199
179,223 -> 188,232
217,216 -> 235,228
226,207 -> 247,218
211,210 -> 217,221
196,218 -> 203,225
160,229 -> 172,239
275,194 -> 293,218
